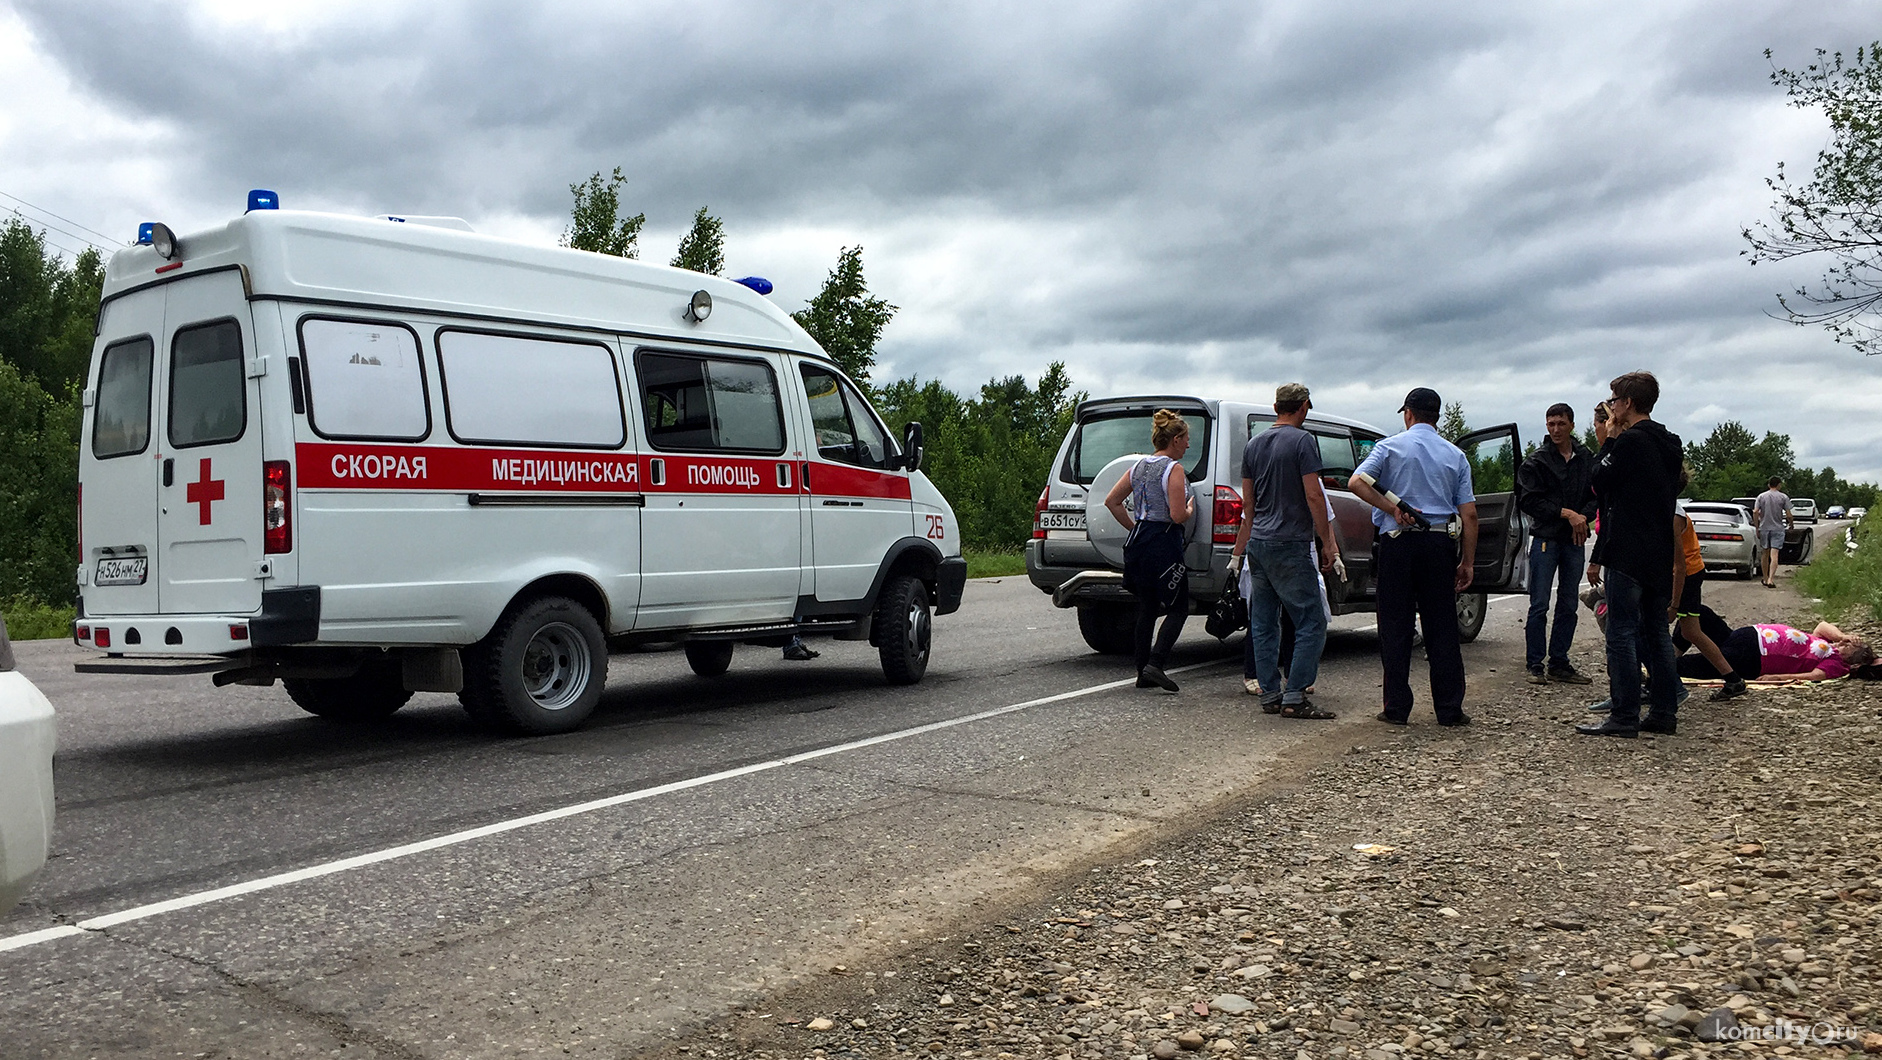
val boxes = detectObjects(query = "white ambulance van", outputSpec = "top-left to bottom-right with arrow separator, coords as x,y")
75,196 -> 965,735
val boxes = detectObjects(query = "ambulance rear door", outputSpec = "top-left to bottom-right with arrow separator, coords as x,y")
81,287 -> 166,616
154,271 -> 265,615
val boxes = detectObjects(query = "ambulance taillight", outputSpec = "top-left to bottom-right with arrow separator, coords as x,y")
264,461 -> 292,554
1212,485 -> 1243,544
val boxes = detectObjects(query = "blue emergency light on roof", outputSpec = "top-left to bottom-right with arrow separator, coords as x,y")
732,276 -> 774,295
136,223 -> 155,245
247,189 -> 279,212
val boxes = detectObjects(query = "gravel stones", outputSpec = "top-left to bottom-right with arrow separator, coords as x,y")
680,612 -> 1882,1060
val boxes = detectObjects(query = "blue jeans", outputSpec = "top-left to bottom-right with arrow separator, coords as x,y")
1244,540 -> 1327,706
1525,537 -> 1584,672
1601,566 -> 1680,726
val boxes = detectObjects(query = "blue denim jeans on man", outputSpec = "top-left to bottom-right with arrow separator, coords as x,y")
1244,539 -> 1327,706
1600,565 -> 1681,726
1526,537 -> 1585,673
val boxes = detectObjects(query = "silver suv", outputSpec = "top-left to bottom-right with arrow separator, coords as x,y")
1024,395 -> 1528,653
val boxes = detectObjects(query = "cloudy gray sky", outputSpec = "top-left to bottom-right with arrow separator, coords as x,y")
4,0 -> 1879,479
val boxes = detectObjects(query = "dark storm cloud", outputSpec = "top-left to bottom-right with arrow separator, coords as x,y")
13,0 -> 1882,475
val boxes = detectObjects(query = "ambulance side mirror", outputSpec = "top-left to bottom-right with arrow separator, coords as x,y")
896,421 -> 925,473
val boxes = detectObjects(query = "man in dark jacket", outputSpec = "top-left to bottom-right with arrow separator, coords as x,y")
1578,371 -> 1685,738
1517,402 -> 1597,684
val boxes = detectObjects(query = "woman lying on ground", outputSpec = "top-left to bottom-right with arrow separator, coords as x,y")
1749,621 -> 1876,682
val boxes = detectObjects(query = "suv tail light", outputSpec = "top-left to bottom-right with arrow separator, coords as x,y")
1032,486 -> 1050,539
264,461 -> 292,554
1212,485 -> 1243,544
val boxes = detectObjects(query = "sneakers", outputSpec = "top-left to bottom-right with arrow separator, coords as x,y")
1525,669 -> 1549,685
1137,665 -> 1180,693
1710,677 -> 1749,701
1638,716 -> 1677,735
1547,665 -> 1594,685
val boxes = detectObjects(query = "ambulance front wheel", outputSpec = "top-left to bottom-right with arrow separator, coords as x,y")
284,657 -> 413,722
463,596 -> 607,735
877,574 -> 932,685
684,641 -> 734,677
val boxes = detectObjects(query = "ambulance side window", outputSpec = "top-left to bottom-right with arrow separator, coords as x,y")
800,364 -> 895,469
298,318 -> 429,441
637,351 -> 785,454
169,320 -> 246,448
93,336 -> 154,458
437,330 -> 625,448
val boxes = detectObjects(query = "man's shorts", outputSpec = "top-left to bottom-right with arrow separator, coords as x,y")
1676,571 -> 1704,618
1758,527 -> 1785,550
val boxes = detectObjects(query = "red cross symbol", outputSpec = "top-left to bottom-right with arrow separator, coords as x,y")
185,457 -> 225,526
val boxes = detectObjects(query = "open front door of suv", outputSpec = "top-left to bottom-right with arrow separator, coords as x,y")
1452,423 -> 1527,641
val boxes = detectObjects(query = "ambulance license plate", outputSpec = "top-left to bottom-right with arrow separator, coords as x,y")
1039,511 -> 1086,531
95,557 -> 147,586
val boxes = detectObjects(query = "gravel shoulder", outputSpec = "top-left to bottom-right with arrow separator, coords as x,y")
661,580 -> 1882,1060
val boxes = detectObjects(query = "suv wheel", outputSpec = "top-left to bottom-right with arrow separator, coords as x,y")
1455,591 -> 1487,643
462,596 -> 607,735
1076,603 -> 1136,655
284,656 -> 412,722
684,640 -> 734,677
877,574 -> 932,685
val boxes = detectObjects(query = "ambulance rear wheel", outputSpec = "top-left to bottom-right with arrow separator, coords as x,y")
465,596 -> 607,735
684,641 -> 734,677
877,574 -> 932,685
285,658 -> 412,722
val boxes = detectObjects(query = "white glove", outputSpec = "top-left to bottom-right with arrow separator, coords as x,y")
1226,554 -> 1244,578
1332,555 -> 1348,582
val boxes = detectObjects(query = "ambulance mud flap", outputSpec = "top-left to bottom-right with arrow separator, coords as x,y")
251,587 -> 321,646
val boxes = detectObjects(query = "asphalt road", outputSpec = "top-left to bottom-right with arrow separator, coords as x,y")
1,576 -> 1578,1058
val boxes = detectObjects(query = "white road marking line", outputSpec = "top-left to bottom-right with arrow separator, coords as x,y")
0,925 -> 85,953
1,657 -> 1232,955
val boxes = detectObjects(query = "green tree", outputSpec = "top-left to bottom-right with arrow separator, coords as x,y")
1,218 -> 102,392
0,358 -> 79,605
670,207 -> 725,275
561,167 -> 645,258
1743,44 -> 1882,354
792,246 -> 897,385
1437,401 -> 1469,442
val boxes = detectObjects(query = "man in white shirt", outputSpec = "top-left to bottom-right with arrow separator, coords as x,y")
1752,476 -> 1793,589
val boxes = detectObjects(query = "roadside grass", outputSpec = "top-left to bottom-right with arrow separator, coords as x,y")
964,548 -> 1028,579
1796,517 -> 1881,622
2,595 -> 75,641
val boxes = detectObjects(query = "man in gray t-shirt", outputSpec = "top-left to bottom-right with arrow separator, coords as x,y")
1228,383 -> 1341,717
1753,476 -> 1793,588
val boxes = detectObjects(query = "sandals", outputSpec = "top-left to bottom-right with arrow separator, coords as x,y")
1280,704 -> 1337,720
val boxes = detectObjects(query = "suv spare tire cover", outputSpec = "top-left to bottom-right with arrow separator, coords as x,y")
1085,454 -> 1149,570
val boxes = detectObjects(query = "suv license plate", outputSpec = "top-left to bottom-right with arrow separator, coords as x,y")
95,557 -> 148,586
1039,511 -> 1086,531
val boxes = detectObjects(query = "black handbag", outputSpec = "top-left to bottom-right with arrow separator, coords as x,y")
1205,574 -> 1248,639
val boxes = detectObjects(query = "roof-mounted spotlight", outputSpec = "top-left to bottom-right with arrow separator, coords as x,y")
136,222 -> 179,260
246,189 -> 279,212
687,289 -> 712,323
732,276 -> 773,295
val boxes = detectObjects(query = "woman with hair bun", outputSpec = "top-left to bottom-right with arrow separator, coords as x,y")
1103,410 -> 1196,692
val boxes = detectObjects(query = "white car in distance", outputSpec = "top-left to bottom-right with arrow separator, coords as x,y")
0,615 -> 56,914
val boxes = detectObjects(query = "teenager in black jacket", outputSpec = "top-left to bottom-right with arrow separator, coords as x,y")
1516,403 -> 1598,683
1579,371 -> 1685,738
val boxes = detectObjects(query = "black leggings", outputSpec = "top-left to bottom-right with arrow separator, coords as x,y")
1134,577 -> 1190,673
1676,626 -> 1761,681
1124,521 -> 1189,672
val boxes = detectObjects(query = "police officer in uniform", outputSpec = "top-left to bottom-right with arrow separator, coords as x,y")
1347,387 -> 1479,727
